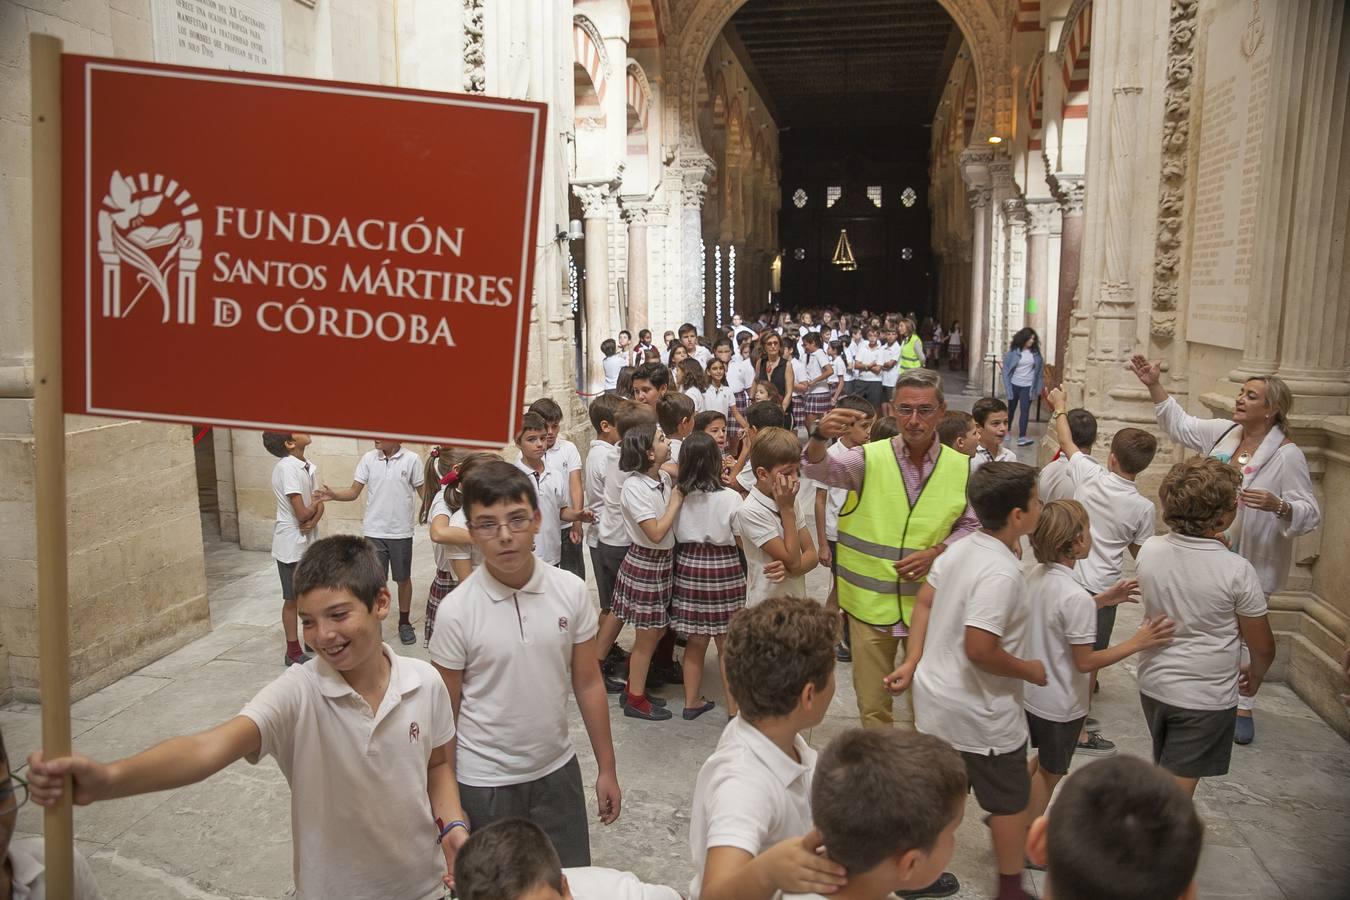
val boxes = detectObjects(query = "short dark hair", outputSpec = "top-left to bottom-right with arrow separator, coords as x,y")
835,394 -> 875,418
967,461 -> 1038,529
462,459 -> 537,516
812,730 -> 967,875
694,410 -> 727,432
614,399 -> 657,437
803,331 -> 821,348
1047,757 -> 1203,900
588,393 -> 621,433
870,417 -> 900,442
1065,408 -> 1098,450
526,397 -> 563,425
518,411 -> 548,439
618,423 -> 660,473
601,338 -> 617,357
657,392 -> 696,435
1110,427 -> 1157,475
713,337 -> 733,351
972,397 -> 1008,426
293,535 -> 385,610
678,322 -> 698,337
632,362 -> 670,390
938,410 -> 976,446
262,431 -> 294,458
724,596 -> 837,721
453,818 -> 562,900
745,399 -> 786,430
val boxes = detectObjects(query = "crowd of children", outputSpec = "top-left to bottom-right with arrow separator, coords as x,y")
16,310 -> 1331,900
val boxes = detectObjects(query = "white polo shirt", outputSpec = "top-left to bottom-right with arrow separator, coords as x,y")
669,437 -> 683,464
703,383 -> 733,416
913,532 -> 1030,754
881,341 -> 902,388
354,447 -> 423,540
515,459 -> 570,565
602,353 -> 625,390
675,488 -> 742,546
6,837 -> 103,900
585,440 -> 625,548
428,494 -> 479,571
692,343 -> 715,367
622,471 -> 676,550
1037,453 -> 1084,504
601,453 -> 633,549
688,715 -> 817,900
854,343 -> 884,381
828,355 -> 846,387
970,444 -> 1018,472
1135,533 -> 1268,710
1022,563 -> 1098,722
1068,454 -> 1155,593
443,506 -> 481,568
685,385 -> 707,413
736,487 -> 811,607
271,454 -> 318,564
428,561 -> 597,786
728,356 -> 756,394
545,438 -> 583,520
241,645 -> 454,900
805,348 -> 832,395
565,867 -> 681,900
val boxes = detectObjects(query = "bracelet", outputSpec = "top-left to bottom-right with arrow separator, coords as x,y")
436,819 -> 469,845
1276,497 -> 1289,518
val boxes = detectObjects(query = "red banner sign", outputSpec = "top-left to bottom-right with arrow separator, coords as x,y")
62,56 -> 547,447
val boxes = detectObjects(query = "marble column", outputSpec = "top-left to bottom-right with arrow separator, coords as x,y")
1024,199 -> 1058,350
1002,198 -> 1028,350
622,201 -> 650,334
574,182 -> 612,394
961,148 -> 995,385
1049,176 -> 1085,381
681,155 -> 714,330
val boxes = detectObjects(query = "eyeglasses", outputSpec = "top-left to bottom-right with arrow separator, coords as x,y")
0,774 -> 29,815
895,405 -> 940,419
468,515 -> 534,537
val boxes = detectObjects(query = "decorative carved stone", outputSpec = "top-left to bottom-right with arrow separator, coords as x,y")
1151,310 -> 1177,338
1049,174 -> 1086,216
621,202 -> 651,226
462,0 -> 485,94
1025,199 -> 1058,235
967,187 -> 991,210
573,183 -> 612,219
1151,0 -> 1199,312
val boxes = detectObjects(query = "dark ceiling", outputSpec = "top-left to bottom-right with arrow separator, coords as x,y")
726,0 -> 960,129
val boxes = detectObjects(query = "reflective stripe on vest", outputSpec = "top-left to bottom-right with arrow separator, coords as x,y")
900,335 -> 923,368
835,440 -> 969,625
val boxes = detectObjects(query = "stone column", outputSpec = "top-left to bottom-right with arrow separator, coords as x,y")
622,201 -> 650,334
1024,199 -> 1057,348
1049,176 -> 1085,381
960,148 -> 995,385
681,155 -> 714,330
574,182 -> 612,394
1002,198 -> 1028,349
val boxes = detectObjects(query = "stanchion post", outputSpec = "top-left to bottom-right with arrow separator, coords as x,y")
31,32 -> 75,898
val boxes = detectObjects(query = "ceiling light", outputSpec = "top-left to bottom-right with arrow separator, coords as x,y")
987,136 -> 1003,144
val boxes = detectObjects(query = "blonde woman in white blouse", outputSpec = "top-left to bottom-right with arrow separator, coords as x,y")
1128,355 -> 1321,745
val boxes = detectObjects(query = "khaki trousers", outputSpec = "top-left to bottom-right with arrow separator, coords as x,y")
849,615 -> 915,729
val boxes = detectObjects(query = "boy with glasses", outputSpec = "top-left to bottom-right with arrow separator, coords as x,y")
429,460 -> 621,867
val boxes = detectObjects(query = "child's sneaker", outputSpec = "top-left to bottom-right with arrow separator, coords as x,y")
397,622 -> 416,645
1076,732 -> 1117,757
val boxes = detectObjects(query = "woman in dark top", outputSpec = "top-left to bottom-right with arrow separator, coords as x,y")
755,332 -> 795,425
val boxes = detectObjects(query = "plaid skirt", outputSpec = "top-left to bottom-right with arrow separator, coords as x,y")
424,567 -> 458,647
611,545 -> 673,630
789,393 -> 805,428
671,543 -> 746,636
803,390 -> 833,416
726,390 -> 751,442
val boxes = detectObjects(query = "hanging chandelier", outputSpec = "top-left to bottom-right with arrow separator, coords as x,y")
831,228 -> 857,271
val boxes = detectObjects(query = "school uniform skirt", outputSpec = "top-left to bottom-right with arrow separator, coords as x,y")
803,390 -> 833,417
671,543 -> 746,636
611,545 -> 674,630
423,567 -> 458,647
726,390 -> 751,443
789,392 -> 805,427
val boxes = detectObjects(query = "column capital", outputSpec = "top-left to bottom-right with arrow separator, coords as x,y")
967,186 -> 992,210
1003,197 -> 1027,222
572,182 -> 614,218
1024,198 -> 1059,235
959,147 -> 996,192
1048,173 -> 1086,216
621,197 -> 654,226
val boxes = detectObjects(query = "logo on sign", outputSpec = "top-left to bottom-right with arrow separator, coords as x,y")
97,170 -> 203,324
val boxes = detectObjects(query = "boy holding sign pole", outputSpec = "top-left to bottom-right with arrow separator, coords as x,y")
264,431 -> 324,666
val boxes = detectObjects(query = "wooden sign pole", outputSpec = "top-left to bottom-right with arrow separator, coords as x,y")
31,33 -> 75,898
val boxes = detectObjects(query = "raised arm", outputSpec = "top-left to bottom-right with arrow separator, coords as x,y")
315,480 -> 365,503
1129,354 -> 1231,452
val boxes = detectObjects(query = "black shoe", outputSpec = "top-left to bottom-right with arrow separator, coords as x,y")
605,644 -> 630,665
398,622 -> 416,645
623,700 -> 673,721
893,872 -> 960,898
1076,732 -> 1117,757
683,699 -> 716,720
835,642 -> 852,662
603,671 -> 626,693
651,662 -> 684,685
674,633 -> 688,648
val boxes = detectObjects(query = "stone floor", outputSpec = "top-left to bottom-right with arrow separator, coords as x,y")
5,378 -> 1348,899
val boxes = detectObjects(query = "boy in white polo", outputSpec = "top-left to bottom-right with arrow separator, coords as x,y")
888,462 -> 1045,900
689,597 -> 846,900
516,412 -> 593,567
264,430 -> 323,666
316,439 -> 423,645
26,536 -> 464,900
530,398 -> 588,580
1047,387 -> 1158,756
735,428 -> 818,607
429,460 -> 620,868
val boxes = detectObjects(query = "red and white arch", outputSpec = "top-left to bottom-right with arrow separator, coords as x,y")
573,17 -> 608,124
1061,2 -> 1091,119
